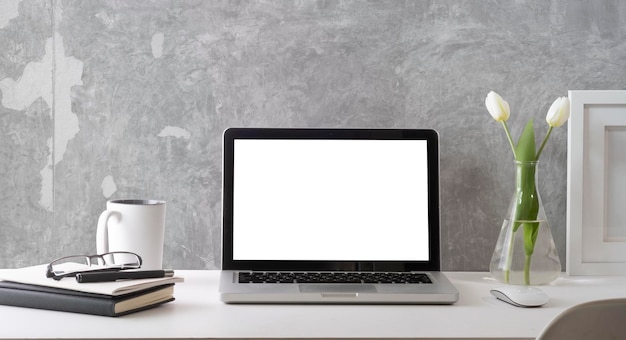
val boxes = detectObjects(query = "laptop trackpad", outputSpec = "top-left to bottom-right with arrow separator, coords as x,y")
299,284 -> 377,293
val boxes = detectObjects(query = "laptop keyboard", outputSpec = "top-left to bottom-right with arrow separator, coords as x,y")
238,271 -> 432,284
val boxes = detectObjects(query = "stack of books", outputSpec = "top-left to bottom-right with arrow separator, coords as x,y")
0,264 -> 183,317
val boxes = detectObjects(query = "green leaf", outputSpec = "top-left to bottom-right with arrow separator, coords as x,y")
516,118 -> 536,161
523,222 -> 540,256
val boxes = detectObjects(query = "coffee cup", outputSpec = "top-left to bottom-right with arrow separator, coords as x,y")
96,199 -> 166,270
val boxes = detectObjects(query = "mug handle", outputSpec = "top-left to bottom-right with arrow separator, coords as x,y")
96,210 -> 121,254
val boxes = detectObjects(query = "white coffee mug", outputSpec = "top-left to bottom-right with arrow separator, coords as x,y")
96,199 -> 166,270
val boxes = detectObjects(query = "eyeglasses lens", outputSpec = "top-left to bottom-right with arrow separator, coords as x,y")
101,252 -> 141,268
50,256 -> 95,276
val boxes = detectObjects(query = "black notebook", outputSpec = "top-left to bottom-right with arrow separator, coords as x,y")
0,281 -> 174,317
0,264 -> 183,316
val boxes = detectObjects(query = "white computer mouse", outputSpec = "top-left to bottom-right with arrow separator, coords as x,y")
490,285 -> 549,307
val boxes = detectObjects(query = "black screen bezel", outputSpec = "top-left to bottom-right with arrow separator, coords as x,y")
221,128 -> 441,272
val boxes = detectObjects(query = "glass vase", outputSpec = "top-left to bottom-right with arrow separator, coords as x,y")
489,161 -> 561,285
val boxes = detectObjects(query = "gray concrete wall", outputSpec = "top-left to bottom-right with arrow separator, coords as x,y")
1,0 -> 625,270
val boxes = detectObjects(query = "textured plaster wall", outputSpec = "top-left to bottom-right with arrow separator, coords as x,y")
1,0 -> 625,270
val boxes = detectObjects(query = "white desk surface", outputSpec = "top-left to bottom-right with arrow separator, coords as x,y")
1,270 -> 625,340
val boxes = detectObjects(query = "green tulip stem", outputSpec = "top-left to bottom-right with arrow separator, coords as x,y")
504,161 -> 540,285
501,121 -> 517,159
535,126 -> 553,160
504,230 -> 515,283
524,254 -> 532,286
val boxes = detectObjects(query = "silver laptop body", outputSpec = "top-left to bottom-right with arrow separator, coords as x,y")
219,128 -> 459,304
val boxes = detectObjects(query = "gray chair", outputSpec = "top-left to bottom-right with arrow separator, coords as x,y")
536,298 -> 626,340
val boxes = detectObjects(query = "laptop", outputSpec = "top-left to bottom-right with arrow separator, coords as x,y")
219,128 -> 459,304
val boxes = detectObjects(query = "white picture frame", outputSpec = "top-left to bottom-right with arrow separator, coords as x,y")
567,90 -> 626,275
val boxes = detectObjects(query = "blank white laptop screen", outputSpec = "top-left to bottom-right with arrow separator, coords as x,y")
232,139 -> 430,262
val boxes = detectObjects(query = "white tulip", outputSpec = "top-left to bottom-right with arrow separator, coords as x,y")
545,97 -> 570,127
485,91 -> 510,122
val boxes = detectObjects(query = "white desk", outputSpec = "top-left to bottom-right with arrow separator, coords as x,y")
1,271 -> 625,339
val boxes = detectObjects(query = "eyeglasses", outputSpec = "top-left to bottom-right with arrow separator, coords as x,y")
46,251 -> 142,280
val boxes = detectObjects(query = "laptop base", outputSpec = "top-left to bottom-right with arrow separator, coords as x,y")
220,271 -> 458,304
